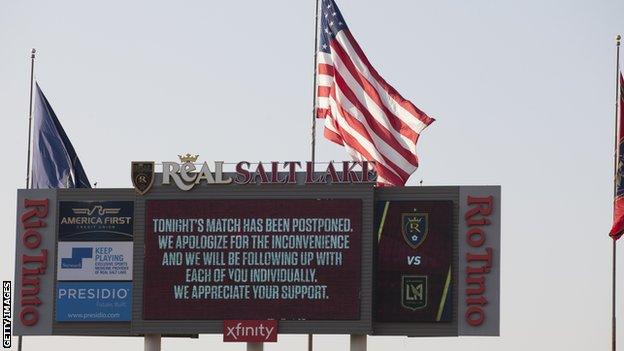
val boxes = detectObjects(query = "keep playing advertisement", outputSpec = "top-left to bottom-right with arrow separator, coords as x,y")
375,201 -> 453,323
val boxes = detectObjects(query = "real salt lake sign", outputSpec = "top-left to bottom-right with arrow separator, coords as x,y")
131,156 -> 377,194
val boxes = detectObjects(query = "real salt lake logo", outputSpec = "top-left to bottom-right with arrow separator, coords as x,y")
131,154 -> 378,194
131,161 -> 155,195
402,212 -> 429,249
61,247 -> 93,269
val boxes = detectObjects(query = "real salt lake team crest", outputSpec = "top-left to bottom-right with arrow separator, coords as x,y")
401,213 -> 429,249
131,161 -> 155,195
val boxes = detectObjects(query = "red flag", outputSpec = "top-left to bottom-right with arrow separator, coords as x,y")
610,73 -> 624,239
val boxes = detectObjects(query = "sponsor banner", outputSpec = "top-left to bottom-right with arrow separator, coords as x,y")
58,201 -> 134,241
458,186 -> 501,336
223,320 -> 278,342
375,201 -> 453,323
57,242 -> 133,281
143,199 -> 362,320
56,282 -> 132,322
14,189 -> 56,335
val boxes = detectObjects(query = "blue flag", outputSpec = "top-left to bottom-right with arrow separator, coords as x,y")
31,83 -> 91,188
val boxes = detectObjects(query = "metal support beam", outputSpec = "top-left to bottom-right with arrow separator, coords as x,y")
144,334 -> 161,351
247,342 -> 264,351
350,335 -> 366,351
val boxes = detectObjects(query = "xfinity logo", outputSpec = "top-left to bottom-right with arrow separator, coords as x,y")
223,320 -> 278,342
225,323 -> 274,340
61,248 -> 93,269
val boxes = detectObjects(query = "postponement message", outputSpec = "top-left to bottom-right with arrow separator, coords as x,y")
143,199 -> 361,320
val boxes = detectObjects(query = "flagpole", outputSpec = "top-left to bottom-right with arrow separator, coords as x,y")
19,47 -> 35,351
613,34 -> 621,351
310,0 -> 320,165
25,48 -> 36,189
308,2 -> 320,350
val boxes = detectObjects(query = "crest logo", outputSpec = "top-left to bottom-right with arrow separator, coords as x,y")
402,213 -> 429,249
401,275 -> 427,310
131,161 -> 155,195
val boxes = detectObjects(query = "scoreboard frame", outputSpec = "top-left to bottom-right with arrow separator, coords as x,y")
13,183 -> 500,337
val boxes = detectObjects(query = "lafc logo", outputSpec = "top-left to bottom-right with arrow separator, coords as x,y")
401,275 -> 427,310
72,206 -> 120,216
402,213 -> 429,249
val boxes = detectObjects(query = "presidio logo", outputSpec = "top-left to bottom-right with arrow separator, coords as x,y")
61,248 -> 93,269
3,281 -> 11,349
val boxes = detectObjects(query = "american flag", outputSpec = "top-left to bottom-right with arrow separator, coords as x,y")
316,0 -> 434,186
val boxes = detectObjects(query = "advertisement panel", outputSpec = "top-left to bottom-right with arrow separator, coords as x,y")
458,186 -> 501,336
58,201 -> 134,241
13,189 -> 57,335
57,242 -> 133,281
56,282 -> 132,322
375,201 -> 453,323
143,199 -> 362,320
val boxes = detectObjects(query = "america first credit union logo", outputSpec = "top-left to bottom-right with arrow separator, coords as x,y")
131,161 -> 155,195
402,212 -> 429,249
401,275 -> 427,310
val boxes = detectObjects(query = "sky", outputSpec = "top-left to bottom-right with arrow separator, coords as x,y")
1,0 -> 623,350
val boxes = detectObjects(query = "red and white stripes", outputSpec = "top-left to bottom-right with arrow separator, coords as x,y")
316,29 -> 434,186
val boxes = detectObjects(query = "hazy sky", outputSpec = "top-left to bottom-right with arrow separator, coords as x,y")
1,0 -> 623,350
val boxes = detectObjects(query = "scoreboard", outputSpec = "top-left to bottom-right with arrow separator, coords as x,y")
13,181 -> 500,337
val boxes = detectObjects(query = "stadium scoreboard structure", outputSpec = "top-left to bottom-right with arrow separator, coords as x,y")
13,160 -> 500,339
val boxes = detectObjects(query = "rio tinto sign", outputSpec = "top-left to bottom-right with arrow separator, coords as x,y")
13,189 -> 57,335
459,186 -> 501,336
